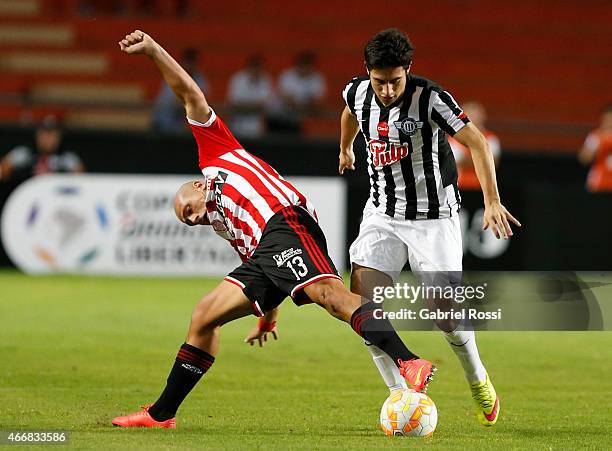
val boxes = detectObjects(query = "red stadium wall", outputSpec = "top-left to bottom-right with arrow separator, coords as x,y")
0,0 -> 610,152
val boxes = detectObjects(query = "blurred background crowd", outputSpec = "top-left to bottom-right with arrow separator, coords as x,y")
0,0 -> 610,270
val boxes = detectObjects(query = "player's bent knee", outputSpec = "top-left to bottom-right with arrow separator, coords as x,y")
187,322 -> 219,343
435,317 -> 459,334
307,279 -> 356,321
189,293 -> 220,333
428,306 -> 459,332
308,279 -> 336,303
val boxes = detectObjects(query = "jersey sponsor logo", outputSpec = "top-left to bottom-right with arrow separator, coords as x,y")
377,121 -> 389,137
273,247 -> 303,267
393,117 -> 423,136
211,171 -> 233,240
368,140 -> 412,167
213,171 -> 228,214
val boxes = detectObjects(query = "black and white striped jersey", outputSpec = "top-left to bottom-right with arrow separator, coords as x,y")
343,74 -> 469,220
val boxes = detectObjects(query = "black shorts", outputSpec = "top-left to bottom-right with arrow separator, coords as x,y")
225,205 -> 340,316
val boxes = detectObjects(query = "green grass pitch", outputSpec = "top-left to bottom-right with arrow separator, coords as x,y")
1,270 -> 611,450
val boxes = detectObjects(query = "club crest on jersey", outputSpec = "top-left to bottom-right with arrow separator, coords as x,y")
211,219 -> 228,233
368,140 -> 411,167
377,121 -> 389,137
394,118 -> 423,136
205,176 -> 214,192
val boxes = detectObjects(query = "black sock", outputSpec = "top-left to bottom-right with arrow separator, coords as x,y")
350,302 -> 418,364
148,343 -> 215,421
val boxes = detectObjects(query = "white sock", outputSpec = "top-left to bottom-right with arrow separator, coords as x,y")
365,342 -> 408,392
443,328 -> 487,384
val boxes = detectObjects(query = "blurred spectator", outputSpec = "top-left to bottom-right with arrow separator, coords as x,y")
269,51 -> 326,133
79,0 -> 123,15
578,104 -> 612,192
449,102 -> 500,191
79,0 -> 190,17
226,55 -> 273,138
152,48 -> 209,133
0,115 -> 85,183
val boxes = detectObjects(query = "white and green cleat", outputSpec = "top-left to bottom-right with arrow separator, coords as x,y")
470,374 -> 500,426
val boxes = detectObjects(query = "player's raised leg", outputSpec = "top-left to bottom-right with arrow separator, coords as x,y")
266,205 -> 434,393
348,212 -> 437,393
302,277 -> 434,393
351,264 -> 435,393
111,280 -> 254,428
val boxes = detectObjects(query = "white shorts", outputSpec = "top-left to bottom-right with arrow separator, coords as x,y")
349,207 -> 463,280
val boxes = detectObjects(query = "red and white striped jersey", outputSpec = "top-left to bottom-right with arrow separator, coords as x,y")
188,110 -> 317,261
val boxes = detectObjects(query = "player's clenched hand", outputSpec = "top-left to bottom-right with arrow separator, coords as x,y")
118,30 -> 157,56
244,320 -> 278,347
339,148 -> 356,174
483,201 -> 521,239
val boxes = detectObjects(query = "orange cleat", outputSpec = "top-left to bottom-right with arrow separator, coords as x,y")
112,404 -> 176,429
398,358 -> 437,393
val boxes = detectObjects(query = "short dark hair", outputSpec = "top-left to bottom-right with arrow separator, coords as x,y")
364,29 -> 414,70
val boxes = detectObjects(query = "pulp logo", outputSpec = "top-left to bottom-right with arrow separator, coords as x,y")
368,140 -> 412,167
377,121 -> 389,137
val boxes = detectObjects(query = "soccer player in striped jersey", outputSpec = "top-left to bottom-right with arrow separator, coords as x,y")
111,30 -> 434,429
339,29 -> 521,426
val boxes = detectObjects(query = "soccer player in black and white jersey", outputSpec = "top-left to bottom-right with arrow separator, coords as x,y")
339,29 -> 521,427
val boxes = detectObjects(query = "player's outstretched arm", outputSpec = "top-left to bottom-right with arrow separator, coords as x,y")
454,123 -> 521,239
339,106 -> 358,174
119,30 -> 211,124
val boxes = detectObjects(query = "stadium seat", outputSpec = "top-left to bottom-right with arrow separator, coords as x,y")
0,51 -> 108,74
0,0 -> 608,151
0,23 -> 73,46
30,82 -> 145,106
65,107 -> 151,131
0,0 -> 40,16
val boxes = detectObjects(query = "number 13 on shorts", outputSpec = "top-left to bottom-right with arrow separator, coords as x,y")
286,256 -> 309,280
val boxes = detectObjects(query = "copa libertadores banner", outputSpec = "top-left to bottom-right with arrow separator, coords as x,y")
0,174 -> 346,276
